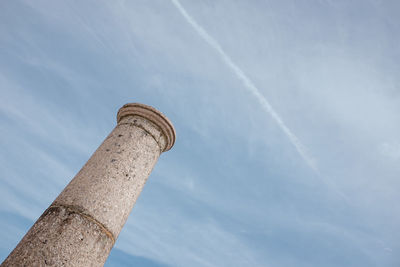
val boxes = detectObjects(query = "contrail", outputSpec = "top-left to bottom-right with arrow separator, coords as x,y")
171,0 -> 317,171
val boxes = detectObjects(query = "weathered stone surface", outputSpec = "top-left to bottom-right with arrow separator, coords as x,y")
2,205 -> 113,266
2,103 -> 176,267
117,103 -> 175,152
54,114 -> 162,238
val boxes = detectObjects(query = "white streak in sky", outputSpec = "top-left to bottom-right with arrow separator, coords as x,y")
171,0 -> 317,171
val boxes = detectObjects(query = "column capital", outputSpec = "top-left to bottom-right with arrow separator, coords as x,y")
117,103 -> 176,152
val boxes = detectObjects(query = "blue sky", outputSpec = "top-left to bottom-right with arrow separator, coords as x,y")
1,0 -> 400,266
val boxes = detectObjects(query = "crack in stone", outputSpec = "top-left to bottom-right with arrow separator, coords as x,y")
118,122 -> 163,154
45,204 -> 116,244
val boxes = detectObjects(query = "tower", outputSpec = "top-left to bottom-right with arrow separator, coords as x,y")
2,103 -> 176,266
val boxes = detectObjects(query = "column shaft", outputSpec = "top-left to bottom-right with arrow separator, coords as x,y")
2,103 -> 175,266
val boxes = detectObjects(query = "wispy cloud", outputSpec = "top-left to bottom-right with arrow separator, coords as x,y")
117,204 -> 260,267
1,1 -> 400,266
170,0 -> 317,172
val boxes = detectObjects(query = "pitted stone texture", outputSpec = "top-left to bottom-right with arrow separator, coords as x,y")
117,103 -> 175,151
118,115 -> 167,153
2,205 -> 113,267
54,118 -> 161,238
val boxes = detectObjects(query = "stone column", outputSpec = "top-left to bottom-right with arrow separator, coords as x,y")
2,103 -> 176,267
